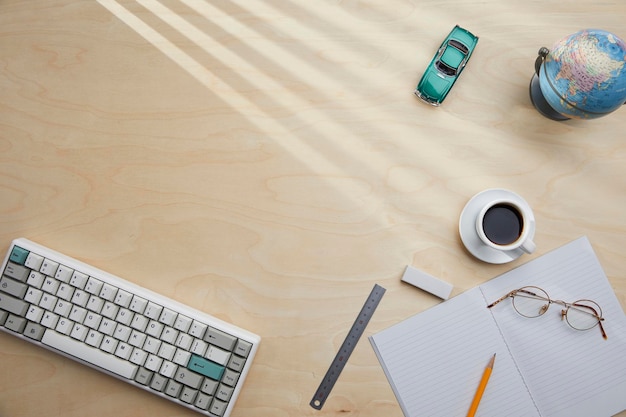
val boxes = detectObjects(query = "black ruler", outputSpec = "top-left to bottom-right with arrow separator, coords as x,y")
310,284 -> 386,410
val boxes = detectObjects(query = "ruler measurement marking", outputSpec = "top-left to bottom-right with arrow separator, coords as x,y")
310,284 -> 386,410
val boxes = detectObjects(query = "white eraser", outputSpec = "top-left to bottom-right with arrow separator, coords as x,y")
401,265 -> 453,300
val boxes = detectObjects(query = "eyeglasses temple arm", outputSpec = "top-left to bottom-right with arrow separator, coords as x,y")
486,290 -> 517,309
572,302 -> 608,340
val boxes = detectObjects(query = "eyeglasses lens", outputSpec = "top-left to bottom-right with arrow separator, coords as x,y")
512,287 -> 550,318
566,300 -> 602,330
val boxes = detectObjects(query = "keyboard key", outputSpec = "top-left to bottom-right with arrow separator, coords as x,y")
114,290 -> 132,308
204,328 -> 237,351
129,296 -> 147,314
26,305 -> 45,323
174,367 -> 203,389
146,320 -> 164,338
161,327 -> 178,344
173,314 -> 192,332
234,339 -> 252,357
24,252 -> 44,271
5,314 -> 27,333
9,246 -> 29,265
135,367 -> 153,386
173,348 -> 191,366
130,347 -> 148,366
56,317 -> 74,335
1,276 -> 28,298
69,271 -> 88,289
86,295 -> 105,313
56,283 -> 74,301
39,293 -> 58,310
42,330 -> 138,379
24,321 -> 46,340
189,320 -> 207,338
216,384 -> 234,402
99,284 -> 117,301
42,277 -> 60,294
165,379 -> 182,398
26,271 -> 45,288
222,369 -> 240,387
70,323 -> 89,341
201,378 -> 218,395
144,302 -> 162,320
41,312 -> 60,329
227,355 -> 245,372
150,373 -> 168,392
85,329 -> 104,347
24,287 -> 43,304
40,259 -> 59,277
210,399 -> 228,417
0,292 -> 29,316
54,265 -> 74,283
70,289 -> 90,307
159,360 -> 178,378
85,277 -> 103,295
195,392 -> 212,410
3,262 -> 29,282
158,308 -> 177,326
207,345 -> 231,366
180,386 -> 198,404
187,355 -> 225,381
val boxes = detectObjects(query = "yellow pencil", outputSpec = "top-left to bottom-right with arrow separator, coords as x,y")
466,353 -> 496,417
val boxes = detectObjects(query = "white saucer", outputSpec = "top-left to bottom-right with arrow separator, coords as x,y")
459,189 -> 536,264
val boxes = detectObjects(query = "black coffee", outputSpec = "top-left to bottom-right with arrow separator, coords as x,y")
482,203 -> 523,245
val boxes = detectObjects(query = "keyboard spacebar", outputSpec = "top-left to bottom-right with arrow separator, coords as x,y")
42,330 -> 138,379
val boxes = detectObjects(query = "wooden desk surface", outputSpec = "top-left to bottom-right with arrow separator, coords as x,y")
1,1 -> 625,416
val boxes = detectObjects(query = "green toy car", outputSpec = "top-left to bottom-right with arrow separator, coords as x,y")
414,25 -> 479,106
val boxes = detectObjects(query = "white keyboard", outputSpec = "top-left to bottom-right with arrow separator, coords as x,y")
0,238 -> 260,417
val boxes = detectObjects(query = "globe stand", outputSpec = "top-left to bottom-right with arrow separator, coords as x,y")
529,73 -> 570,121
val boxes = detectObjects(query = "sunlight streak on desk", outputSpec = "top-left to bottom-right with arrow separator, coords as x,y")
96,0 -> 341,174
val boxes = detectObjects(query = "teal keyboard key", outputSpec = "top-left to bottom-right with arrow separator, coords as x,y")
187,355 -> 225,381
9,246 -> 29,265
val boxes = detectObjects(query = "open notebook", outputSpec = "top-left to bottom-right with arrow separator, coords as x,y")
370,237 -> 626,417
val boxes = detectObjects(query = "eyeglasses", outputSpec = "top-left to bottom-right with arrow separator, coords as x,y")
487,286 -> 607,340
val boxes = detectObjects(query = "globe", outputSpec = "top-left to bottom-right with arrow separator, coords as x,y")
529,29 -> 626,120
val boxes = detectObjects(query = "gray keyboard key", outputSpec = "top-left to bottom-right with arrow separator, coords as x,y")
194,392 -> 212,410
210,399 -> 228,417
204,328 -> 236,351
227,355 -> 245,372
24,322 -> 46,341
165,380 -> 182,397
222,369 -> 240,387
150,373 -> 168,392
174,368 -> 203,389
135,367 -> 153,385
0,293 -> 29,316
0,276 -> 28,298
5,314 -> 27,333
0,310 -> 7,325
234,339 -> 252,357
180,386 -> 198,404
4,262 -> 30,282
216,384 -> 234,402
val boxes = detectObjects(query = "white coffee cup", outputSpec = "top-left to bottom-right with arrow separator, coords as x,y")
475,198 -> 536,254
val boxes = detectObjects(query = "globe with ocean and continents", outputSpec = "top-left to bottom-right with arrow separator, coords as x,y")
529,29 -> 626,120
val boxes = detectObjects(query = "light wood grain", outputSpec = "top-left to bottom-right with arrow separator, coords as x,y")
1,0 -> 625,416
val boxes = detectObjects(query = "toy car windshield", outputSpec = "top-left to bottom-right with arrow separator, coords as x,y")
414,25 -> 478,106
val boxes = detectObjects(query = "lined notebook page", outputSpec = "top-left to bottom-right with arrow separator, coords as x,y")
370,287 -> 541,417
480,236 -> 626,417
